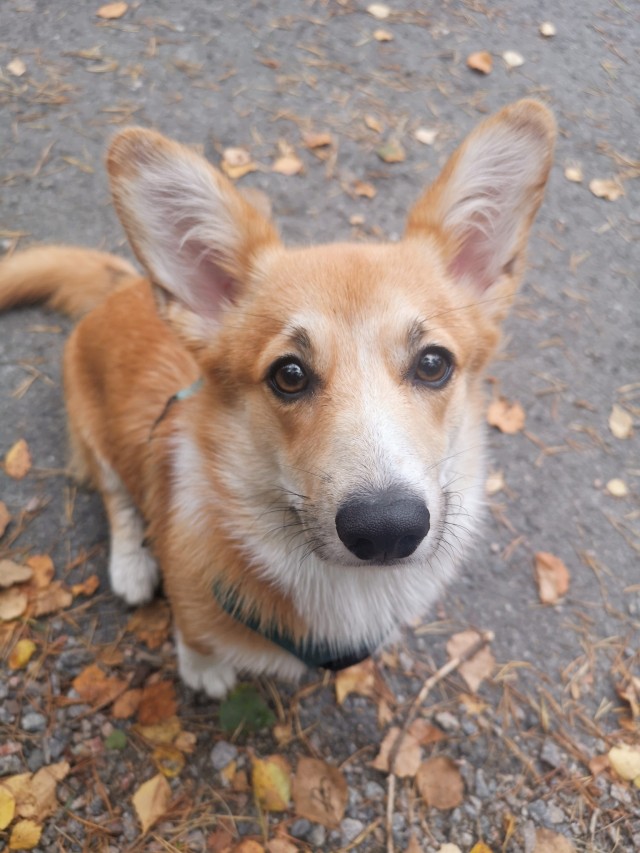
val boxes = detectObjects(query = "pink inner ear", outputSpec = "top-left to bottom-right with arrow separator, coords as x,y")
185,246 -> 238,317
448,225 -> 496,293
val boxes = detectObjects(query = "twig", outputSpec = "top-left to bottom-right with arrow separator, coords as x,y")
385,629 -> 494,853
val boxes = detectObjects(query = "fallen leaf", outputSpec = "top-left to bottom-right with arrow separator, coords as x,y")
132,773 -> 171,833
0,501 -> 10,538
564,165 -> 583,183
0,587 -> 28,621
502,50 -> 525,68
374,28 -> 393,41
24,554 -> 54,590
30,580 -> 72,617
470,844 -> 495,853
105,729 -> 127,750
221,148 -> 257,180
353,180 -> 377,199
376,141 -> 405,163
112,688 -> 143,719
532,828 -> 576,853
466,51 -> 492,74
72,664 -> 129,707
408,718 -> 446,745
272,154 -> 303,176
0,786 -> 16,830
267,841 -> 298,853
606,478 -> 628,497
7,58 -> 26,77
233,842 -> 265,853
438,846 -> 462,853
0,560 -> 33,588
539,22 -> 556,37
152,744 -> 185,778
292,757 -> 348,828
414,127 -> 438,145
589,178 -> 624,201
96,2 -> 128,19
8,638 -> 36,670
608,743 -> 640,783
219,684 -> 275,732
136,715 -> 182,746
416,756 -> 464,810
207,821 -> 235,852
367,3 -> 390,19
303,132 -> 333,149
486,397 -> 525,434
609,404 -> 633,439
371,727 -> 422,777
137,681 -> 177,725
446,630 -> 495,692
485,470 -> 505,496
534,552 -> 570,604
5,439 -> 31,479
588,754 -> 610,776
126,600 -> 171,649
71,574 -> 100,597
9,819 -> 41,850
405,836 -> 423,853
174,730 -> 197,753
335,658 -> 379,704
252,755 -> 291,812
364,114 -> 383,133
4,761 -> 70,821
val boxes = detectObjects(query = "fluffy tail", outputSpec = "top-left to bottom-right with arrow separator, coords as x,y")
0,245 -> 139,318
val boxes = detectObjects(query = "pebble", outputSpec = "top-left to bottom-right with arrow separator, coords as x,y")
22,711 -> 47,732
210,740 -> 237,770
540,737 -> 565,769
547,803 -> 565,824
27,748 -> 44,772
365,780 -> 386,800
308,824 -> 326,847
290,818 -> 311,839
475,768 -> 490,798
340,818 -> 364,844
434,711 -> 460,732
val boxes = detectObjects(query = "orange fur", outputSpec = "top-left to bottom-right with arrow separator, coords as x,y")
0,100 -> 555,696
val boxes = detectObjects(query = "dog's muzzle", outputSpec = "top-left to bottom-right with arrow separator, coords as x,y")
335,488 -> 430,563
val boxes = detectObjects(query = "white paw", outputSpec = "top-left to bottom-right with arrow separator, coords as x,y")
109,546 -> 159,606
175,633 -> 237,698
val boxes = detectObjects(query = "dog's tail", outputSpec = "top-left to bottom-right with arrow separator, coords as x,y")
0,245 -> 139,318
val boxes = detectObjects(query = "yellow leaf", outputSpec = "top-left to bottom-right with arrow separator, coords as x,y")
4,439 -> 32,480
251,755 -> 291,811
0,786 -> 16,830
470,844 -> 494,853
608,744 -> 640,783
8,638 -> 36,670
132,773 -> 171,833
152,744 -> 185,778
0,587 -> 28,622
96,2 -> 128,19
9,819 -> 41,850
272,154 -> 303,176
136,715 -> 182,746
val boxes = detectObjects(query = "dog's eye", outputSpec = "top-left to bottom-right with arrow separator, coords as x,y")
413,347 -> 454,387
269,358 -> 310,398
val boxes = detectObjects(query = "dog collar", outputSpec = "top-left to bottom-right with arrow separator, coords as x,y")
212,581 -> 373,671
150,376 -> 204,436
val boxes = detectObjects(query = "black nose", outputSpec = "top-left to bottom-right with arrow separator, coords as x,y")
335,489 -> 430,562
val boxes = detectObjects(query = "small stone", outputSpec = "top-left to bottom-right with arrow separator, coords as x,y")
290,818 -> 311,839
540,737 -> 565,769
210,740 -> 238,770
340,818 -> 364,844
27,748 -> 44,772
475,768 -> 490,798
22,711 -> 47,732
547,803 -> 565,824
365,780 -> 386,800
528,799 -> 547,822
539,21 -> 556,37
309,824 -> 326,847
434,711 -> 460,732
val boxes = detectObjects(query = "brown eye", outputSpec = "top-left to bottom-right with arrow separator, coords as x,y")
414,347 -> 454,387
269,358 -> 310,398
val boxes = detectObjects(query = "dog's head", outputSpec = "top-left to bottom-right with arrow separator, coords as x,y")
107,102 -> 554,604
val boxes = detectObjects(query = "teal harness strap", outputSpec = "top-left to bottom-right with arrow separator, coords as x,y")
212,581 -> 374,671
150,376 -> 204,437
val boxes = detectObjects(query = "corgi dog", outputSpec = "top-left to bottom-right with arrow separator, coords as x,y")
0,100 -> 555,697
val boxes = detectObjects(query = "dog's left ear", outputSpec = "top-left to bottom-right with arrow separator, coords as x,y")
405,100 -> 555,322
107,128 -> 280,346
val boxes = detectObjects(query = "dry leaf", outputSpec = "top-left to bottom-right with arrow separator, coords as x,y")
335,658 -> 377,704
71,574 -> 100,597
608,744 -> 640,783
446,630 -> 495,692
353,180 -> 377,199
30,580 -> 72,617
137,681 -> 178,725
72,664 -> 129,707
0,786 -> 16,830
470,844 -> 495,853
96,2 -> 128,19
416,756 -> 464,810
112,688 -> 143,719
466,51 -> 492,74
0,560 -> 33,588
136,715 -> 183,746
126,600 -> 171,649
364,114 -> 383,133
609,404 -> 633,439
3,761 -> 69,821
5,439 -> 32,479
252,755 -> 291,812
9,819 -> 41,850
8,638 -> 36,670
302,131 -> 333,149
0,587 -> 28,621
485,470 -> 505,496
152,744 -> 185,778
414,127 -> 438,145
533,828 -> 576,853
539,22 -> 556,37
174,730 -> 197,753
371,727 -> 422,777
589,178 -> 624,201
0,501 -> 10,538
588,754 -> 610,776
7,58 -> 26,77
233,843 -> 265,853
25,554 -> 54,589
534,552 -> 570,604
272,154 -> 303,176
486,397 -> 525,434
376,141 -> 405,163
606,478 -> 628,497
405,836 -> 423,853
292,757 -> 348,828
132,773 -> 171,833
221,148 -> 257,180
503,50 -> 524,68
374,29 -> 393,41
408,718 -> 446,745
267,841 -> 298,853
367,3 -> 390,19
564,165 -> 583,183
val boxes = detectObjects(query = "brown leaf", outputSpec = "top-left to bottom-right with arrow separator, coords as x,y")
221,148 -> 257,180
373,28 -> 394,41
376,141 -> 405,163
335,658 -> 377,704
232,842 -> 265,853
25,554 -> 55,589
132,773 -> 171,833
486,397 -> 525,434
416,756 -> 464,810
71,574 -> 100,597
466,51 -> 493,74
364,114 -> 384,134
534,552 -> 570,605
135,715 -> 182,746
152,744 -> 185,778
126,600 -> 171,649
96,2 -> 128,19
266,841 -> 298,853
3,761 -> 69,821
446,630 -> 495,692
0,587 -> 28,621
252,755 -> 291,812
371,727 -> 422,777
29,580 -> 72,617
292,757 -> 348,828
5,439 -> 32,479
302,131 -> 333,149
272,154 -> 303,176
72,664 -> 129,707
0,560 -> 33,588
112,688 -> 143,719
407,718 -> 446,746
533,828 -> 576,853
137,681 -> 178,725
0,501 -> 10,538
588,754 -> 610,776
589,178 -> 624,201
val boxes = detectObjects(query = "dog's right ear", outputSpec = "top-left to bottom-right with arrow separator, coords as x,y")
107,129 -> 280,344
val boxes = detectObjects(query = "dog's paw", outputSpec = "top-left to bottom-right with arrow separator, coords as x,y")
175,633 -> 237,699
109,546 -> 159,606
